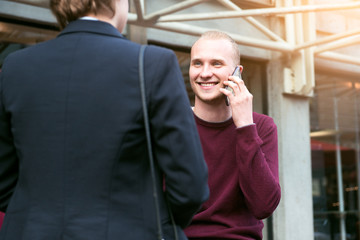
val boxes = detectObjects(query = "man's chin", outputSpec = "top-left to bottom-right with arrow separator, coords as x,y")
198,95 -> 226,105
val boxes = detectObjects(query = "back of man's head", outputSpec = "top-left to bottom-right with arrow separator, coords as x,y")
50,0 -> 116,29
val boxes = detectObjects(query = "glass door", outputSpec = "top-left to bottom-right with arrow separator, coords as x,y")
311,73 -> 360,240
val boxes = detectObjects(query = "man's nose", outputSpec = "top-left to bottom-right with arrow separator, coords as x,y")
200,65 -> 213,78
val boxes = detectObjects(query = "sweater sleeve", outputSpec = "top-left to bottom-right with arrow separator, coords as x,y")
235,115 -> 281,219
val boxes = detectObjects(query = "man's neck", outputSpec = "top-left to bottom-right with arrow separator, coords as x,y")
193,99 -> 232,123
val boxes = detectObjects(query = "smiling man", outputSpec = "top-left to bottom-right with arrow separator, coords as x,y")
185,31 -> 281,240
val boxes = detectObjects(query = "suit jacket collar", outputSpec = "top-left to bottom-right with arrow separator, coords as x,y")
58,19 -> 126,40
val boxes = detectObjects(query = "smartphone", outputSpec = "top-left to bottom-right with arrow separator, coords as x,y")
225,66 -> 242,106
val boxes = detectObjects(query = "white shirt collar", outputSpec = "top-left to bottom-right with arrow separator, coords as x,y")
80,16 -> 99,21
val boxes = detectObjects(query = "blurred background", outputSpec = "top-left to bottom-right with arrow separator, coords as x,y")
1,0 -> 360,239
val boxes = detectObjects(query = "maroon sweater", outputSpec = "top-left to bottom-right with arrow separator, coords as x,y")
185,112 -> 281,240
0,212 -> 4,229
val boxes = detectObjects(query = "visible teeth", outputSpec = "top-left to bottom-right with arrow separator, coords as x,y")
200,83 -> 216,86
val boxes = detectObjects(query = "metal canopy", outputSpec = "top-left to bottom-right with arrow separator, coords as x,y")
0,0 -> 359,55
126,0 -> 360,96
128,0 -> 360,60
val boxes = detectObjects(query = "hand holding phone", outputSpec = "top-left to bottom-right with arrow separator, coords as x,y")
225,66 -> 242,106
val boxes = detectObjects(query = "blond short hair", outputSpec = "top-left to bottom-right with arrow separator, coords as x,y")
196,31 -> 240,65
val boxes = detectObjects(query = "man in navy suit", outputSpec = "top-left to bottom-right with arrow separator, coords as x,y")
0,0 -> 209,239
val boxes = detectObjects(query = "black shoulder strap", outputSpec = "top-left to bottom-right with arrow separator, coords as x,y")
138,45 -> 178,240
138,45 -> 164,240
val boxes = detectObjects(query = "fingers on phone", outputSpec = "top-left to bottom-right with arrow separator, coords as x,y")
231,78 -> 249,93
227,80 -> 239,92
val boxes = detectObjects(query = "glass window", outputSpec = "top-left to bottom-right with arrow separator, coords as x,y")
311,72 -> 360,240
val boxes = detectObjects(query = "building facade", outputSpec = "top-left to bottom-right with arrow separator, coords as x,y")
1,0 -> 360,239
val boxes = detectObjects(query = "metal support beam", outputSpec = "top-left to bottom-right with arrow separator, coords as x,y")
295,28 -> 360,51
156,2 -> 360,22
317,52 -> 360,66
283,0 -> 315,97
315,36 -> 360,54
0,0 -> 56,26
128,13 -> 294,53
128,0 -> 147,44
144,0 -> 209,21
132,0 -> 145,21
217,0 -> 286,42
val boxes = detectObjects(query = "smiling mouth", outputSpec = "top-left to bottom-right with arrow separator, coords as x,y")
198,82 -> 218,87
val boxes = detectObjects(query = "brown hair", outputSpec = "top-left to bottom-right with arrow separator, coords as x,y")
197,31 -> 240,65
50,0 -> 116,29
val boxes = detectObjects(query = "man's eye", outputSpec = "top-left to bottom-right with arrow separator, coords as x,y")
213,62 -> 222,66
193,61 -> 202,66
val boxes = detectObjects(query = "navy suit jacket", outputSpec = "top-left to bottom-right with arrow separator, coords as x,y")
0,20 -> 209,240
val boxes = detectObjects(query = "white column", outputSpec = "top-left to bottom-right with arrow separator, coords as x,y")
268,58 -> 314,240
127,0 -> 148,44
